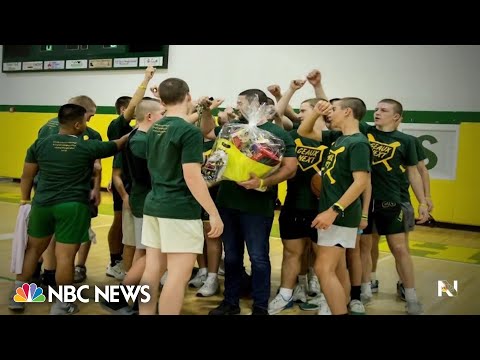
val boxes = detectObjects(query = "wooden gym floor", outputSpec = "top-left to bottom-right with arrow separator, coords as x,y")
0,180 -> 479,315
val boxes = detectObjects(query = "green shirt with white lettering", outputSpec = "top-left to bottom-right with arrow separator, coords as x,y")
25,135 -> 117,206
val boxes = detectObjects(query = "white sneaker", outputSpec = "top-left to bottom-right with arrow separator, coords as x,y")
360,293 -> 372,305
106,261 -> 125,281
268,293 -> 294,315
317,297 -> 332,315
406,301 -> 424,315
196,276 -> 219,297
308,275 -> 321,297
292,283 -> 308,303
188,271 -> 207,288
160,271 -> 168,286
50,302 -> 79,315
348,299 -> 366,315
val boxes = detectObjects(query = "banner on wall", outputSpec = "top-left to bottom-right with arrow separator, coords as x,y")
369,123 -> 459,180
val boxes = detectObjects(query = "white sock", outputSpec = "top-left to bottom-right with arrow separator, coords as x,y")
279,287 -> 293,300
207,272 -> 217,280
198,267 -> 207,276
404,288 -> 418,302
370,272 -> 377,281
361,282 -> 372,296
298,275 -> 307,286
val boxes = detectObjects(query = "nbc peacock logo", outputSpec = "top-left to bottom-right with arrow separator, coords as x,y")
13,283 -> 46,303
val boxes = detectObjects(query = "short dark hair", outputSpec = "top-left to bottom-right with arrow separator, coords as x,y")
238,89 -> 268,105
266,97 -> 275,106
58,104 -> 86,125
115,96 -> 132,115
379,98 -> 403,116
302,97 -> 328,108
339,97 -> 367,121
329,98 -> 341,104
159,78 -> 190,105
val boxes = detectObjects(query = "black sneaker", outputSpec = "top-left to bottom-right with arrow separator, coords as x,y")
74,265 -> 87,283
251,306 -> 269,315
208,301 -> 241,315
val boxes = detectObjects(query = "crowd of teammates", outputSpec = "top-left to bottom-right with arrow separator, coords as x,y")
8,67 -> 432,315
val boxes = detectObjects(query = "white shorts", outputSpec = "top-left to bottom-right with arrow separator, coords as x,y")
122,207 -> 136,247
317,224 -> 357,249
141,215 -> 204,254
133,216 -> 146,250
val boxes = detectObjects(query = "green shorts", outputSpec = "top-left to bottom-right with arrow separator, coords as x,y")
28,202 -> 91,244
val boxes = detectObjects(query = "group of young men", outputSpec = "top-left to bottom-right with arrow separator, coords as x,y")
9,67 -> 432,315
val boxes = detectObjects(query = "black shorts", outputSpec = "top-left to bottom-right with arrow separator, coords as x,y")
363,200 -> 404,236
201,186 -> 219,221
401,202 -> 415,233
279,209 -> 318,242
112,185 -> 123,212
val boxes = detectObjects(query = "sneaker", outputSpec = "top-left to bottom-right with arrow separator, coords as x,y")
252,306 -> 269,315
299,293 -> 325,311
74,265 -> 87,283
360,293 -> 372,305
406,301 -> 424,315
196,276 -> 219,297
209,301 -> 241,315
189,271 -> 207,288
50,302 -> 79,315
292,283 -> 308,303
397,281 -> 406,301
308,275 -> 321,297
348,299 -> 366,315
106,261 -> 125,281
160,271 -> 168,286
268,293 -> 294,315
101,300 -> 136,315
371,280 -> 379,293
8,289 -> 25,312
317,297 -> 332,315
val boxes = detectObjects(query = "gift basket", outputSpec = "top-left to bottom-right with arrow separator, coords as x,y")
202,96 -> 285,190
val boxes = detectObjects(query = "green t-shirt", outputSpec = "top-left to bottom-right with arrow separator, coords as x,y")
215,121 -> 296,217
400,134 -> 427,203
108,114 -> 132,184
36,118 -> 102,187
283,130 -> 340,211
107,114 -> 132,141
38,117 -> 102,141
360,123 -> 418,203
318,133 -> 372,228
124,130 -> 151,218
143,117 -> 204,220
25,135 -> 118,206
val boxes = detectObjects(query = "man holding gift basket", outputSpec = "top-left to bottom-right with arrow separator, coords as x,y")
202,89 -> 297,315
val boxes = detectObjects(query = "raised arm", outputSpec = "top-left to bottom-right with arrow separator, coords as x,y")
297,100 -> 331,141
123,66 -> 156,122
306,69 -> 328,100
268,85 -> 300,123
